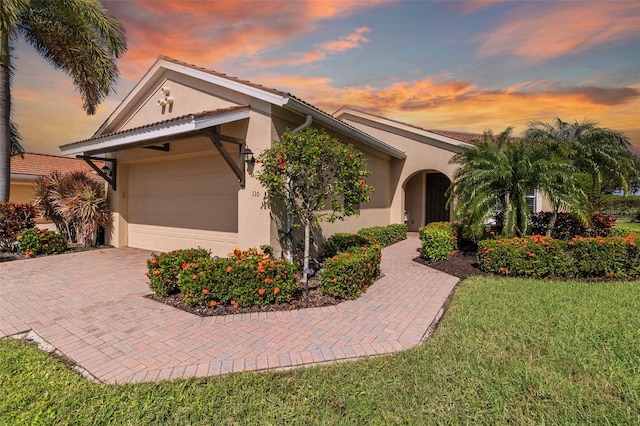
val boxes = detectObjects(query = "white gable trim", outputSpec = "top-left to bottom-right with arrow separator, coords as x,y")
334,108 -> 474,152
60,108 -> 251,156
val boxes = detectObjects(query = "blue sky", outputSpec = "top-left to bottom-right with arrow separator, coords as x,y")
12,0 -> 640,154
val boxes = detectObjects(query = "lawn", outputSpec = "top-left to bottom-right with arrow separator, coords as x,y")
1,277 -> 638,425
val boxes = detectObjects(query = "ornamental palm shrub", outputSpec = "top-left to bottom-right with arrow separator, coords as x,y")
34,171 -> 111,246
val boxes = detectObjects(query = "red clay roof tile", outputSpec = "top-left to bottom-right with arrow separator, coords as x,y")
11,153 -> 104,179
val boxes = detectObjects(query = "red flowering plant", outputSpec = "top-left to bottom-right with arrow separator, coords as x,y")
146,248 -> 211,296
16,227 -> 67,257
319,243 -> 381,299
256,127 -> 373,289
177,247 -> 297,307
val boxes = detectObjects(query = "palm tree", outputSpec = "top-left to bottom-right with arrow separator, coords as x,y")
447,128 -> 587,238
525,118 -> 640,195
0,0 -> 126,201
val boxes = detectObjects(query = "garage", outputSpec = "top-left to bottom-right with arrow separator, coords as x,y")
126,153 -> 239,253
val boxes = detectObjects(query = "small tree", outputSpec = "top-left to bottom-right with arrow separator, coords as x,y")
256,127 -> 373,288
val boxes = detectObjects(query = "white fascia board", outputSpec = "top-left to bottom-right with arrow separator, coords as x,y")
60,109 -> 251,155
336,108 -> 473,150
285,100 -> 407,159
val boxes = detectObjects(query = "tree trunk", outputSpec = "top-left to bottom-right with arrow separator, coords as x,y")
0,31 -> 12,201
303,220 -> 311,293
547,209 -> 558,237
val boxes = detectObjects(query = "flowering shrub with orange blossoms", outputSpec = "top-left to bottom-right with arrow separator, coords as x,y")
478,233 -> 640,278
320,243 -> 382,299
146,248 -> 212,296
177,248 -> 297,307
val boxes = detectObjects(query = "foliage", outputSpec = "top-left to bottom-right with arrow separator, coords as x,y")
611,224 -> 640,237
2,277 -> 639,424
320,244 -> 381,299
356,223 -> 407,247
1,0 -> 127,201
528,212 -> 614,239
256,127 -> 373,279
478,234 -> 639,278
146,248 -> 212,297
0,201 -> 35,251
178,253 -> 297,308
33,171 -> 111,246
318,232 -> 371,262
419,221 -> 457,262
592,195 -> 640,216
526,118 -> 640,195
447,128 -> 587,238
16,227 -> 67,256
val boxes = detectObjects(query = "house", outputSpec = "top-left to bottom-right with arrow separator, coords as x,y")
10,153 -> 104,222
58,56 -> 542,256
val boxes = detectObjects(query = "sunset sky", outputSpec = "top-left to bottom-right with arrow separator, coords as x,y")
11,0 -> 640,155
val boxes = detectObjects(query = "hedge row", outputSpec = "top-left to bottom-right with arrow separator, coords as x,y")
419,222 -> 457,262
147,247 -> 297,307
320,244 -> 382,299
356,223 -> 407,247
593,195 -> 640,216
478,234 -> 640,278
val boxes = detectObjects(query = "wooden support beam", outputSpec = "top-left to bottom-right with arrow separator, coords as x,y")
143,143 -> 170,151
78,156 -> 117,191
204,129 -> 245,188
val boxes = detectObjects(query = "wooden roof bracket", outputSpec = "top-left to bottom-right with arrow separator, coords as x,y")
143,143 -> 170,151
78,155 -> 117,191
204,127 -> 246,188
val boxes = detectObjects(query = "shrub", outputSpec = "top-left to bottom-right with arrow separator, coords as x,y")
177,252 -> 297,307
610,225 -> 639,237
16,227 -> 67,257
146,248 -> 211,296
592,195 -> 640,216
319,233 -> 371,261
528,212 -> 614,239
320,244 -> 381,299
478,234 -> 639,278
357,223 -> 407,247
419,222 -> 457,262
588,214 -> 615,237
0,202 -> 36,251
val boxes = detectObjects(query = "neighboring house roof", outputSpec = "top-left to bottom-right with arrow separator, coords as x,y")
333,107 -> 478,151
59,56 -> 406,160
11,152 -> 104,180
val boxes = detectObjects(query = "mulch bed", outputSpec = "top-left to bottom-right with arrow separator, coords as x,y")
0,244 -> 112,263
414,250 -> 487,280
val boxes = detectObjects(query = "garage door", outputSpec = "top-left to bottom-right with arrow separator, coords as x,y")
127,154 -> 239,254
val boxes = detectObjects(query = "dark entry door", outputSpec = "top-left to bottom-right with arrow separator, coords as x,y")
425,173 -> 450,224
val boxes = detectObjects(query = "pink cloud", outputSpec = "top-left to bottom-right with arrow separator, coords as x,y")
476,2 -> 640,62
319,27 -> 371,53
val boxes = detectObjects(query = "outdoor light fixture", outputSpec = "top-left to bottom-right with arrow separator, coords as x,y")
101,164 -> 112,177
241,147 -> 255,165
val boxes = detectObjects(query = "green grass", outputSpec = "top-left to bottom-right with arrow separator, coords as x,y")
2,277 -> 639,425
615,217 -> 640,231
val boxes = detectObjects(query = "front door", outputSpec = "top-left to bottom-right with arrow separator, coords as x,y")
425,173 -> 450,224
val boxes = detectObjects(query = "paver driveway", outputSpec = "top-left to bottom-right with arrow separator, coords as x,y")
0,234 -> 458,384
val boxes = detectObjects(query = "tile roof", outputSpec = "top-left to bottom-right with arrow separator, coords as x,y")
426,129 -> 483,144
62,106 -> 250,148
11,153 -> 104,179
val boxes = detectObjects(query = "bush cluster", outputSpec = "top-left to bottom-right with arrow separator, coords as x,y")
0,202 -> 36,251
356,223 -> 407,247
592,195 -> 640,217
146,248 -> 212,296
521,212 -> 614,240
320,244 -> 382,299
610,225 -> 640,237
419,222 -> 457,262
319,233 -> 371,262
17,228 -> 67,257
147,247 -> 297,307
478,234 -> 639,278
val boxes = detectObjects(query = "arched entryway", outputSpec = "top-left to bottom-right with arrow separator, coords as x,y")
403,171 -> 452,231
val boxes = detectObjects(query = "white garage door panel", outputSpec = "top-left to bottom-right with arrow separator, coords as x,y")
127,154 -> 239,253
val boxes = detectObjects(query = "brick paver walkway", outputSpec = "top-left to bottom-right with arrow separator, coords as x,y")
1,234 -> 458,384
